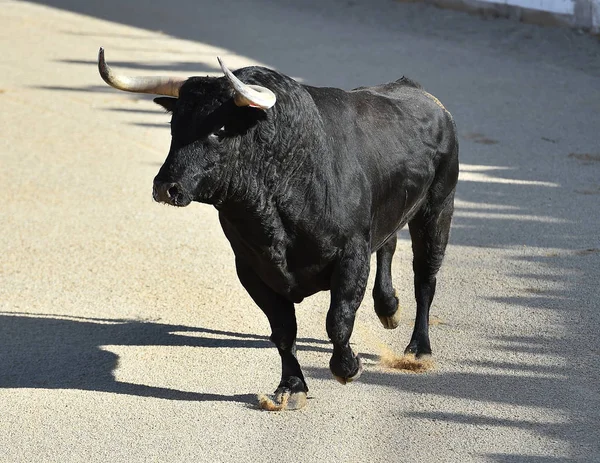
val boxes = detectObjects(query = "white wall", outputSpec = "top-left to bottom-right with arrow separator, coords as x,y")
471,0 -> 599,30
593,0 -> 600,28
503,0 -> 574,14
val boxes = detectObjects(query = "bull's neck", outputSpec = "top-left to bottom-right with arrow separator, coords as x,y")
215,90 -> 327,213
215,145 -> 306,213
218,134 -> 323,213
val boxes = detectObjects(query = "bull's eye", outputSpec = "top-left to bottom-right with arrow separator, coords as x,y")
209,126 -> 227,141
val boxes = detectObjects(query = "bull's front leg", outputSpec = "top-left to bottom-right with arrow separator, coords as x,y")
235,258 -> 308,410
327,239 -> 370,384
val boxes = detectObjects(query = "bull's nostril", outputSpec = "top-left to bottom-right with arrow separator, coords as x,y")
154,181 -> 187,205
167,184 -> 179,199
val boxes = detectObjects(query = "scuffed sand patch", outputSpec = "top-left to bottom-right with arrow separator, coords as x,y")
379,347 -> 434,373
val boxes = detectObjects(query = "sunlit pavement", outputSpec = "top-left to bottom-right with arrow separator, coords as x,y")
1,1 -> 599,462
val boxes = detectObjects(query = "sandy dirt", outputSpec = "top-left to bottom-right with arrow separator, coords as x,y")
1,0 -> 599,461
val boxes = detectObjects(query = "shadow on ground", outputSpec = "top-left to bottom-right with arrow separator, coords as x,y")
0,312 -> 334,404
27,0 -> 600,85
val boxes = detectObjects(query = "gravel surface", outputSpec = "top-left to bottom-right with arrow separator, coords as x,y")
1,1 -> 599,462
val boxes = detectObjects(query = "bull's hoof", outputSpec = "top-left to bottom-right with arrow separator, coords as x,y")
404,341 -> 432,358
374,291 -> 401,329
378,311 -> 401,330
276,389 -> 307,410
257,375 -> 308,411
257,389 -> 307,411
332,355 -> 363,385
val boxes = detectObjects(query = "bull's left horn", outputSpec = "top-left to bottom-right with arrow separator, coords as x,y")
98,48 -> 186,97
217,57 -> 276,110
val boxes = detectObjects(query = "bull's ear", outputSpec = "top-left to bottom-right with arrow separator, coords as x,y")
154,97 -> 177,113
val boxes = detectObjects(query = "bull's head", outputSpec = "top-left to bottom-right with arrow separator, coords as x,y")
98,48 -> 277,207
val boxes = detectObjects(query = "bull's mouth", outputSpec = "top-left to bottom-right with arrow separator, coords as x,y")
162,195 -> 192,207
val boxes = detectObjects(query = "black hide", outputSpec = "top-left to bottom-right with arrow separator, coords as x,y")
152,65 -> 459,403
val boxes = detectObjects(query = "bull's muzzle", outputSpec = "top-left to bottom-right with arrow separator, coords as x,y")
152,180 -> 191,207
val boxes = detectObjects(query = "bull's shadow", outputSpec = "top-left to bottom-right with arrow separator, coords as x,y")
0,312 -> 330,403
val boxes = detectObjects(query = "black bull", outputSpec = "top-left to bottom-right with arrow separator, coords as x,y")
100,55 -> 459,409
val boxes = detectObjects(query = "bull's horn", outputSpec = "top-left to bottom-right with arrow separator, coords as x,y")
217,57 -> 276,110
98,47 -> 186,97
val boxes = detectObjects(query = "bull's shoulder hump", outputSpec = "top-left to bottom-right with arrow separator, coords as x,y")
420,91 -> 447,111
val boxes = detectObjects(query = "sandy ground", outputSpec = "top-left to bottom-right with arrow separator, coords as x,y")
1,0 -> 599,461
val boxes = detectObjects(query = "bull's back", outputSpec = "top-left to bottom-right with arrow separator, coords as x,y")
305,81 -> 457,251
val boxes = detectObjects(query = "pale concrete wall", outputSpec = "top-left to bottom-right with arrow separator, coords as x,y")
574,0 -> 600,30
426,0 -> 600,31
505,0 -> 574,15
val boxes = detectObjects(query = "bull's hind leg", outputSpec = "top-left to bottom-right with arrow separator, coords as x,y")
373,234 -> 401,329
406,191 -> 455,357
235,259 -> 307,410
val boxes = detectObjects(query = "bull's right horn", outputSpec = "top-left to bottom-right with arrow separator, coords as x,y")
217,57 -> 276,110
98,48 -> 186,97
